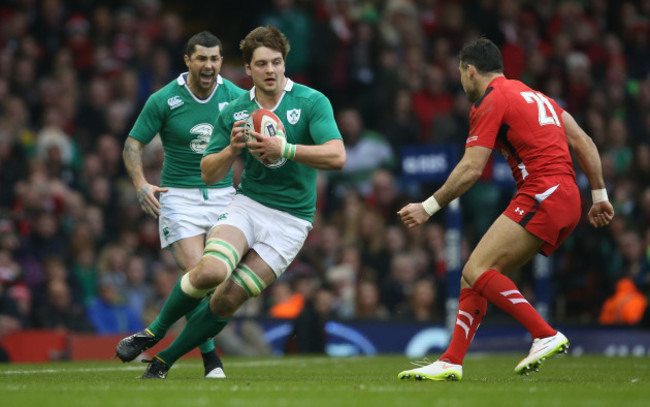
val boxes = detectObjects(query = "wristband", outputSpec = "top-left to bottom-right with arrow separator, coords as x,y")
422,196 -> 441,216
591,188 -> 608,203
279,137 -> 296,160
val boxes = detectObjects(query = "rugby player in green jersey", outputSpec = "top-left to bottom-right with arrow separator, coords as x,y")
116,31 -> 246,378
124,25 -> 346,379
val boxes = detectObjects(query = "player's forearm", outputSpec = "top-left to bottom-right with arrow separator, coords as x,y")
562,112 -> 606,191
572,135 -> 606,191
201,147 -> 237,185
291,139 -> 346,170
123,137 -> 147,188
433,159 -> 483,207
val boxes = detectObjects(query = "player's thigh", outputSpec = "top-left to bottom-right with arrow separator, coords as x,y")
218,194 -> 312,277
201,224 -> 251,274
169,235 -> 206,272
463,214 -> 544,285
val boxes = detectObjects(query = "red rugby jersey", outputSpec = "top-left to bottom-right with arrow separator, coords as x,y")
465,76 -> 575,189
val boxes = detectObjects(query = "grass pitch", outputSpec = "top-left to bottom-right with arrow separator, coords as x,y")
1,354 -> 647,407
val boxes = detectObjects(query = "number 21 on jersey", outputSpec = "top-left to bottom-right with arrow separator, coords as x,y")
520,91 -> 561,127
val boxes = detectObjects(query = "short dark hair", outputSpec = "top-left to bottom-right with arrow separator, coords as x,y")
185,31 -> 223,57
239,25 -> 290,65
458,38 -> 504,74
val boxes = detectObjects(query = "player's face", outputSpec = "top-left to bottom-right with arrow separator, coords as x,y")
246,46 -> 286,96
184,45 -> 222,96
459,62 -> 480,103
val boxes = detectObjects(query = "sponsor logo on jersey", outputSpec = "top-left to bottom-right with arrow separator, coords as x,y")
466,135 -> 478,143
234,110 -> 248,121
515,207 -> 525,215
217,213 -> 228,221
287,109 -> 301,125
167,96 -> 184,110
189,123 -> 214,153
218,102 -> 229,111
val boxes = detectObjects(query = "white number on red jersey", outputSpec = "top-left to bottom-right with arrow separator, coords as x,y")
520,91 -> 561,127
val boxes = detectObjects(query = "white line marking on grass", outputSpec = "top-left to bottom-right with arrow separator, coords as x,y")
1,366 -> 144,374
0,357 -> 334,375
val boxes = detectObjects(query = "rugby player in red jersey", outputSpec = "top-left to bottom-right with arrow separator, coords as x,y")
397,38 -> 614,381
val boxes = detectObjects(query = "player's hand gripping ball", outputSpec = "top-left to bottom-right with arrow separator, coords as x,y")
244,108 -> 286,165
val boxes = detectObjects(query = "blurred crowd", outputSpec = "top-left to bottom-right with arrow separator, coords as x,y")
0,0 -> 649,349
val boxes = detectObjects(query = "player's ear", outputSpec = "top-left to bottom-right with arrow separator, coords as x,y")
244,63 -> 252,76
467,63 -> 477,78
184,54 -> 190,68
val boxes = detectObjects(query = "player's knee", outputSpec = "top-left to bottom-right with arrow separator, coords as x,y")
231,263 -> 268,299
461,266 -> 482,287
180,273 -> 213,298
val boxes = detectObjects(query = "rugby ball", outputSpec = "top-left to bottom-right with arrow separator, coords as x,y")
244,108 -> 286,165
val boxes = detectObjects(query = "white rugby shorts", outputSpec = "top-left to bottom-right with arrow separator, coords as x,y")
212,194 -> 313,276
158,186 -> 236,248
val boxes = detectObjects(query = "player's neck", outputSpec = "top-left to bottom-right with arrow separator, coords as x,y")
477,73 -> 504,97
186,74 -> 216,99
255,77 -> 287,109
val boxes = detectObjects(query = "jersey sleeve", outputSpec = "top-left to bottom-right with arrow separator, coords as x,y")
307,93 -> 342,145
129,94 -> 165,144
204,106 -> 233,156
465,90 -> 506,150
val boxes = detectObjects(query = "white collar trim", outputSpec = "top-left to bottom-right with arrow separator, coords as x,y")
177,73 -> 222,104
248,79 -> 294,111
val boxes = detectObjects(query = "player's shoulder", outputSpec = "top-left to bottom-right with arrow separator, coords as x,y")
219,76 -> 247,97
472,76 -> 519,110
287,80 -> 327,102
493,76 -> 538,98
145,75 -> 184,105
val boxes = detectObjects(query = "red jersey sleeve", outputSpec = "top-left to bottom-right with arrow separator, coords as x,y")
465,88 -> 507,150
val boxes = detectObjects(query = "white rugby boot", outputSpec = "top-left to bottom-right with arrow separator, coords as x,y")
515,331 -> 569,375
205,366 -> 226,379
398,360 -> 463,381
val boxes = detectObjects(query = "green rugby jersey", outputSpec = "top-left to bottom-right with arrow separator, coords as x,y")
205,79 -> 342,222
129,73 -> 246,188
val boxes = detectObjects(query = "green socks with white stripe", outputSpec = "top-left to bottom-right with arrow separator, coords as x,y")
156,300 -> 231,366
148,278 -> 203,338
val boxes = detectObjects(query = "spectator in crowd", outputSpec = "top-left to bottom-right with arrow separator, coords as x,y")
286,287 -> 335,354
381,252 -> 420,315
34,279 -> 94,332
329,107 -> 394,198
123,255 -> 153,318
0,278 -> 26,343
86,275 -> 144,335
397,278 -> 439,322
355,279 -> 389,320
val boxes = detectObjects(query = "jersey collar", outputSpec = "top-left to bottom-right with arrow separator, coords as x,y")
176,72 -> 223,103
248,78 -> 294,100
249,78 -> 293,111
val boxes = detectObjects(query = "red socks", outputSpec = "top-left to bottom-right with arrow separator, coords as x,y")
473,269 -> 555,340
440,288 -> 487,365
